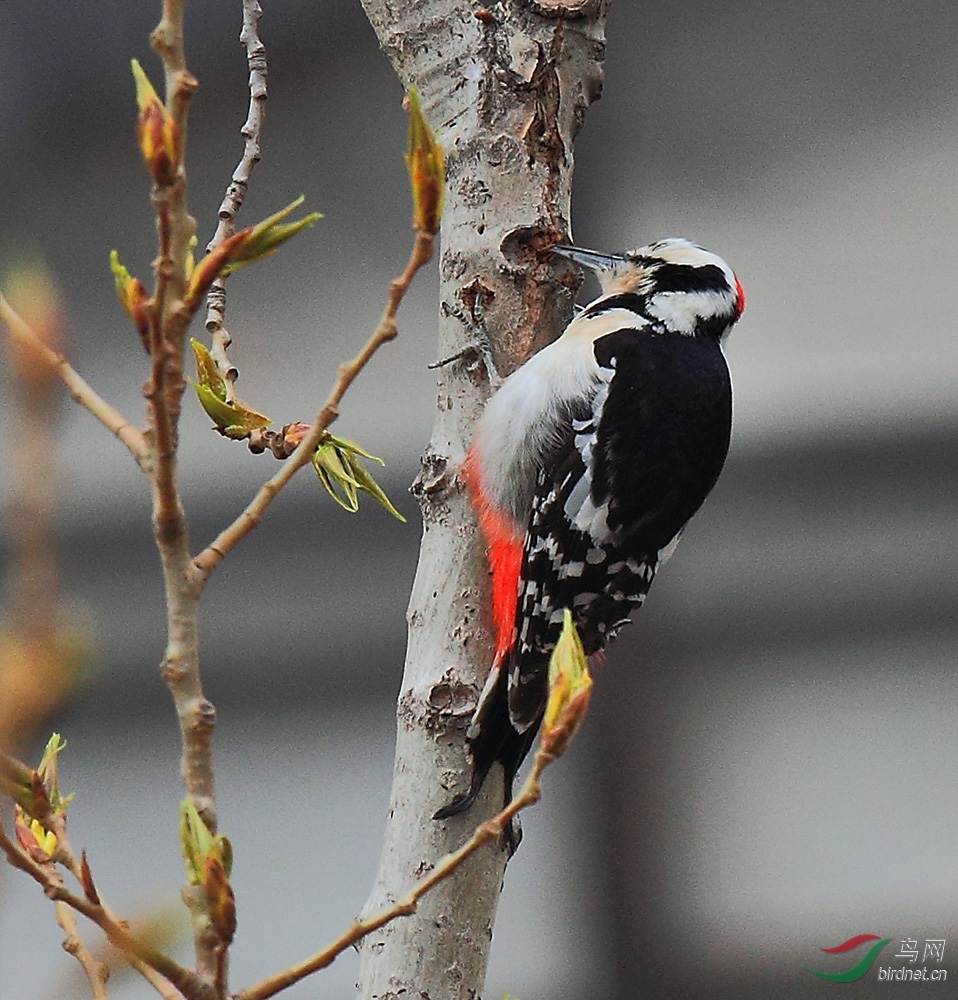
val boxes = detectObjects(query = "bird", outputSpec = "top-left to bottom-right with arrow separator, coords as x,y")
434,238 -> 745,832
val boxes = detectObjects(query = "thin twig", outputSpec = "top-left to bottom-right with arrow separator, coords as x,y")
235,744 -> 550,1000
192,230 -> 434,579
148,3 -> 226,989
0,823 -> 213,1000
144,34 -> 214,833
152,0 -> 190,103
145,0 -> 200,548
145,192 -> 186,540
31,803 -> 188,1000
0,226 -> 205,1000
46,905 -> 187,1000
204,0 -> 268,398
122,958 -> 187,1000
59,838 -> 186,998
41,809 -> 114,1000
0,294 -> 150,472
54,900 -> 111,1000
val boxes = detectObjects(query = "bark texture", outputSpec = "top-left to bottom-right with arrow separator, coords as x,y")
356,2 -> 610,997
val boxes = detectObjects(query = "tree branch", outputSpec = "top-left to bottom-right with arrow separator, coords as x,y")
0,823 -> 213,1000
235,742 -> 555,1000
204,0 -> 268,398
54,900 -> 111,1000
0,294 -> 150,472
143,5 -> 229,990
192,230 -> 434,579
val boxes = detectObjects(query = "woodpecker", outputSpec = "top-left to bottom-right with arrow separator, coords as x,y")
434,238 -> 745,826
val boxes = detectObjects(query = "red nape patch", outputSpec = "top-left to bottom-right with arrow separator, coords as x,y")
733,274 -> 746,320
462,450 -> 523,661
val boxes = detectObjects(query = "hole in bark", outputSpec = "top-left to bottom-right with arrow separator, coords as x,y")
499,224 -> 566,267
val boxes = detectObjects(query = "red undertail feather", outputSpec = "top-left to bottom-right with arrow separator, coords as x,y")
462,449 -> 523,663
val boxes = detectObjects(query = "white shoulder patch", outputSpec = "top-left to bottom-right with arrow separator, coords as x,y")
472,333 -> 602,528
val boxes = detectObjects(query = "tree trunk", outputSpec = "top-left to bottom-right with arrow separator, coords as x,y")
356,2 -> 610,997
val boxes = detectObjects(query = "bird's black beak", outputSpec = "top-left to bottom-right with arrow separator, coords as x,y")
551,244 -> 624,272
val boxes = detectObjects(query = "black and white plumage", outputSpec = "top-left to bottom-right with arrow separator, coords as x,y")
435,238 -> 745,826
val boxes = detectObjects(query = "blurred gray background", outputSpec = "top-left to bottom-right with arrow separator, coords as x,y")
2,2 -> 957,998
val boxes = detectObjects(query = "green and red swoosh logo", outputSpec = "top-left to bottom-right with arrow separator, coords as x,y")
805,934 -> 892,982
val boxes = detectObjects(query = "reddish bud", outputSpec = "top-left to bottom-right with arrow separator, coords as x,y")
14,806 -> 57,863
183,198 -> 320,311
540,610 -> 593,758
404,89 -> 444,234
131,59 -> 180,185
109,250 -> 151,350
203,856 -> 237,944
80,850 -> 101,905
184,232 -> 247,309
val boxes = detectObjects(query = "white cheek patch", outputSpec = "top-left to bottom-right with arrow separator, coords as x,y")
647,289 -> 735,335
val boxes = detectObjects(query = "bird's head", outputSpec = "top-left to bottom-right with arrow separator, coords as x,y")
554,237 -> 745,340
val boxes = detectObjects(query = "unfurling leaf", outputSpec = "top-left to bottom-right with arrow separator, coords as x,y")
131,59 -> 180,185
36,733 -> 72,815
404,89 -> 444,234
5,734 -> 73,863
179,801 -> 205,886
183,199 -> 321,309
0,749 -> 36,813
184,235 -> 197,283
179,799 -> 232,885
110,250 -> 150,349
311,435 -> 406,521
14,808 -> 58,861
347,452 -> 406,522
540,610 -> 593,758
193,386 -> 272,439
312,437 -> 360,511
221,196 -> 322,275
184,232 -> 248,308
190,339 -> 227,402
189,339 -> 271,439
180,800 -> 236,942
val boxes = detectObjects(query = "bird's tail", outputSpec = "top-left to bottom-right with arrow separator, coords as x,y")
432,650 -> 539,821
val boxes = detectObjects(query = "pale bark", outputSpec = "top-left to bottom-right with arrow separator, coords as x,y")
356,2 -> 610,997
